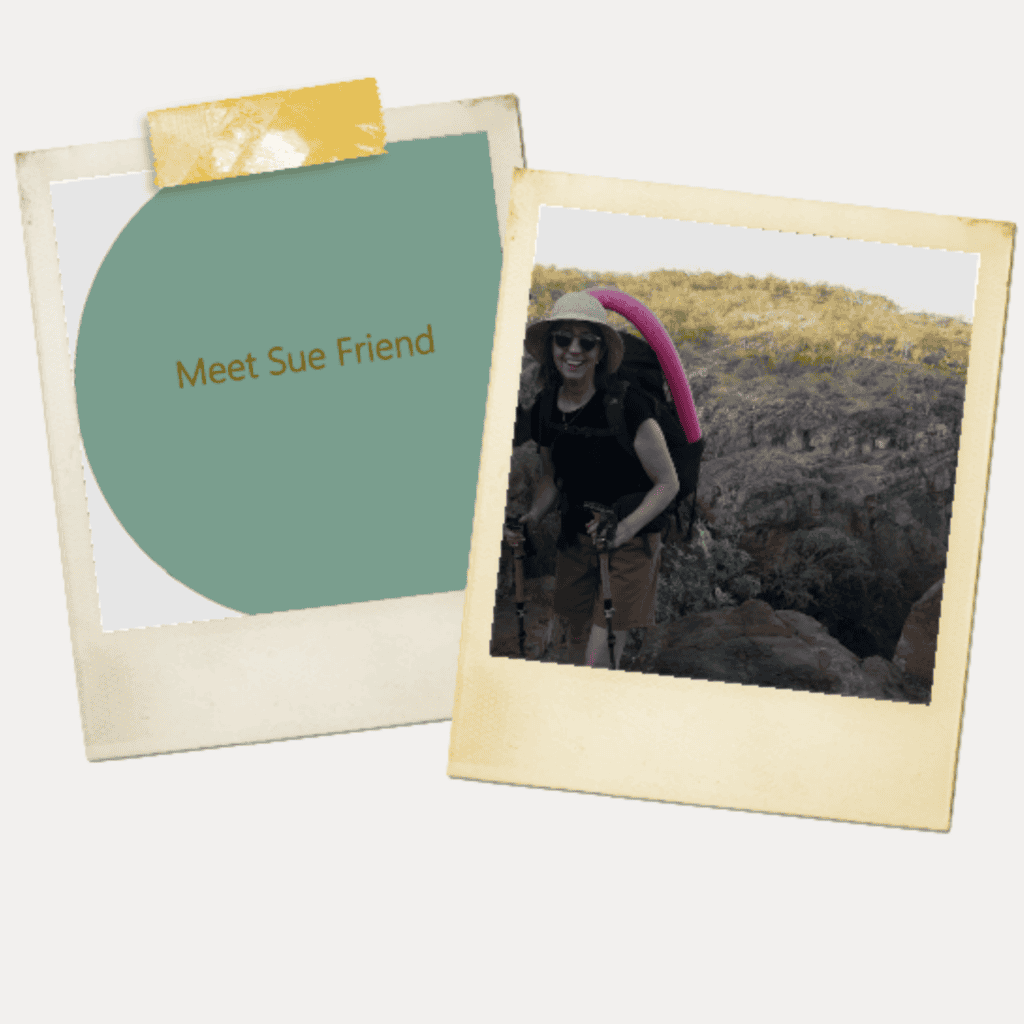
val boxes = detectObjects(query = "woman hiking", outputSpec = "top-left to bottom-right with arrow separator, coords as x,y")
507,291 -> 679,669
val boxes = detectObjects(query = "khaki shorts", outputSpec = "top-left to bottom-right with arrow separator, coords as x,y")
554,532 -> 663,633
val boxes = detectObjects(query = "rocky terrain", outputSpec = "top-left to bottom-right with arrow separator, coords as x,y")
490,273 -> 966,704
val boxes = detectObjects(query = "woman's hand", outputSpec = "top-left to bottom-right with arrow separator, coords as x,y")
585,514 -> 635,550
505,446 -> 557,549
611,520 -> 637,549
504,513 -> 534,547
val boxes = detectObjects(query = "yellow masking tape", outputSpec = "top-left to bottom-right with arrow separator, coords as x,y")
147,78 -> 385,188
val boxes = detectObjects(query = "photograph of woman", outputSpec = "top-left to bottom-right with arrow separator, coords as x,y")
504,291 -> 680,669
490,202 -> 977,703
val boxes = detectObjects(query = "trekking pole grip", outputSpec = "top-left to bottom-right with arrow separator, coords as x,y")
583,501 -> 618,553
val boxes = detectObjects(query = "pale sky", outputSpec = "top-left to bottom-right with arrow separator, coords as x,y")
535,206 -> 979,322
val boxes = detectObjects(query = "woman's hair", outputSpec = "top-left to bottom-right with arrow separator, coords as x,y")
537,323 -> 611,392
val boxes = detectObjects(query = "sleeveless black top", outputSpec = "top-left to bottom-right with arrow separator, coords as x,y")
531,386 -> 656,537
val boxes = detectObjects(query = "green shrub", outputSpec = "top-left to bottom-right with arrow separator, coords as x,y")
656,527 -> 762,622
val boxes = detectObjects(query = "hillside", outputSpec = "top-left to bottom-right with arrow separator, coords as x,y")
530,266 -> 971,375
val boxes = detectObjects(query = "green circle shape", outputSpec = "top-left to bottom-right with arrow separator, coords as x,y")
76,134 -> 501,615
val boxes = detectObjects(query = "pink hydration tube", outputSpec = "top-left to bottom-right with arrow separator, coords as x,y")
588,289 -> 702,443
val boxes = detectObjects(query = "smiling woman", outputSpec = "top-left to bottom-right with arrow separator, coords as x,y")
502,291 -> 679,669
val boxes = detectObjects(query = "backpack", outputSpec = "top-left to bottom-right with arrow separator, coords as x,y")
538,330 -> 706,540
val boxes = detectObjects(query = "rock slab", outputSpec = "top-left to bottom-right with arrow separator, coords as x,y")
892,578 -> 943,701
631,599 -> 913,700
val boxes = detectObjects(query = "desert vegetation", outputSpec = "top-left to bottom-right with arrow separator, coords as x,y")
530,265 -> 970,375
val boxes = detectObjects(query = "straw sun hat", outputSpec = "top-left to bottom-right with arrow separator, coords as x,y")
524,291 -> 624,373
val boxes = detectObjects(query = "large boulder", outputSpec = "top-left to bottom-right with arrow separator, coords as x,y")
860,656 -> 923,704
892,578 -> 943,702
630,599 -> 895,699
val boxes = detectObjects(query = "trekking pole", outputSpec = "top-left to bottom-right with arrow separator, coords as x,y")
505,515 -> 527,657
584,502 -> 619,668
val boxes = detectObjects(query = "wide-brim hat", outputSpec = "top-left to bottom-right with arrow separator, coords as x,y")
524,290 -> 624,373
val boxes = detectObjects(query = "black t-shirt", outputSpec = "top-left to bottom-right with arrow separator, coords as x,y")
531,386 -> 657,537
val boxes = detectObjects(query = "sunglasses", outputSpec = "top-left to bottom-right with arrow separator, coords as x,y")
550,330 -> 602,352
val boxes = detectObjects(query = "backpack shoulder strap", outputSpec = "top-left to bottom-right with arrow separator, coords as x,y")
603,380 -> 634,456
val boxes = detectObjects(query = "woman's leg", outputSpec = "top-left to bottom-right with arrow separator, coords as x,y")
566,619 -> 591,666
582,533 -> 662,670
584,625 -> 629,669
553,540 -> 601,666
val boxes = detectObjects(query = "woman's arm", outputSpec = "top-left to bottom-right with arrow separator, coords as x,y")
504,446 -> 558,545
609,418 -> 679,548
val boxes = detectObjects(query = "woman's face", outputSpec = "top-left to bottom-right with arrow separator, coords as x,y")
550,320 -> 604,385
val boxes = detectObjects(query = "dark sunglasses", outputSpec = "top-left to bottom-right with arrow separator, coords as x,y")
550,329 -> 602,352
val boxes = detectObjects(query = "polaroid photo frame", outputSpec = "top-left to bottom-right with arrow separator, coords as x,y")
448,167 -> 1014,830
18,95 -> 523,760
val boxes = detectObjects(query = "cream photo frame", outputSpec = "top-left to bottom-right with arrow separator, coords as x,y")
17,95 -> 524,760
449,167 -> 1014,830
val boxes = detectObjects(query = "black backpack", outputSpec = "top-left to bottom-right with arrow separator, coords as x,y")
538,330 -> 705,540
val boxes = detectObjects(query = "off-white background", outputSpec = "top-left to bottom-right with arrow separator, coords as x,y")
2,5 -> 1020,1021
